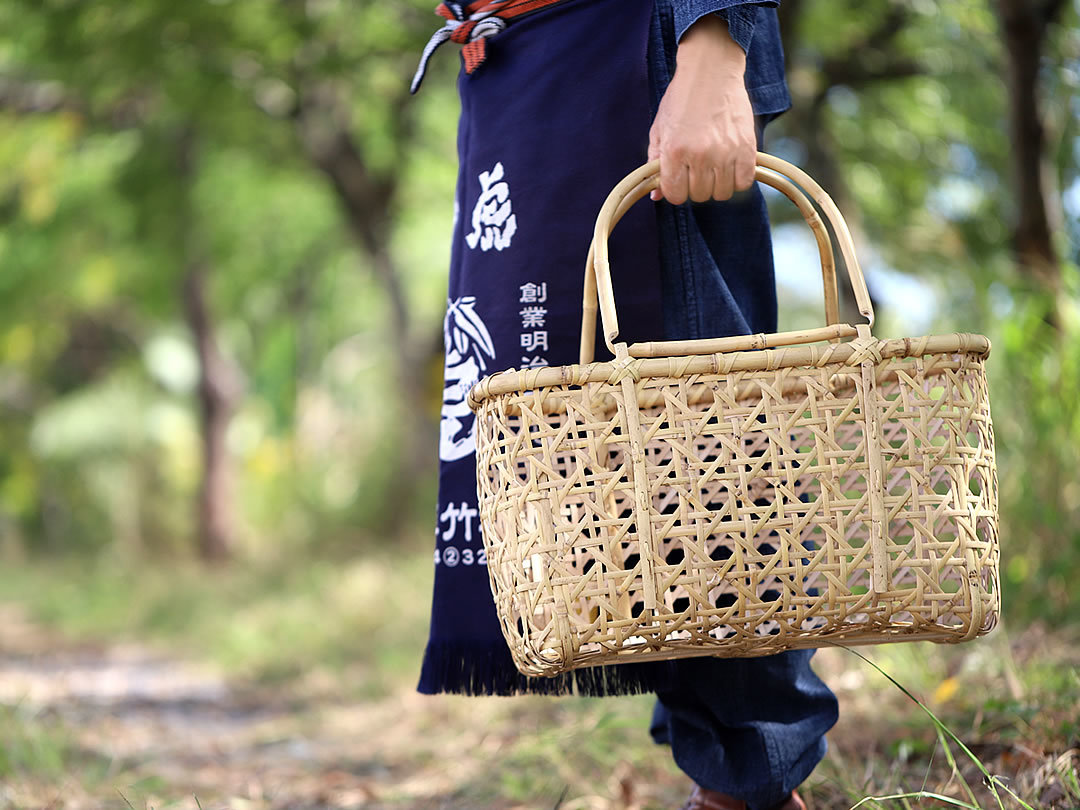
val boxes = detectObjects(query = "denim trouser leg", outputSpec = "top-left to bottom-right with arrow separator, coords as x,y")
650,653 -> 838,809
651,191 -> 840,806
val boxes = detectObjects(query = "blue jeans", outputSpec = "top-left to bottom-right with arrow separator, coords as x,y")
647,7 -> 839,807
650,653 -> 838,809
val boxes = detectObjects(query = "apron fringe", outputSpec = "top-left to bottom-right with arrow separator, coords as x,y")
418,641 -> 682,697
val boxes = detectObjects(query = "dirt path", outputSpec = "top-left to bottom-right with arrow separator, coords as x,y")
0,606 -> 467,809
0,606 -> 680,810
2,605 -> 1077,810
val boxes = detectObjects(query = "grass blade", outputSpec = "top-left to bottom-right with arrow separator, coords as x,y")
850,790 -> 982,809
937,725 -> 982,809
842,646 -> 1037,810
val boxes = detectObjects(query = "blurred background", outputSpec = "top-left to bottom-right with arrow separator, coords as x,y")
0,1 -> 1077,808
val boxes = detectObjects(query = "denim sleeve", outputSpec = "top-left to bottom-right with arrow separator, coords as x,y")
671,0 -> 778,54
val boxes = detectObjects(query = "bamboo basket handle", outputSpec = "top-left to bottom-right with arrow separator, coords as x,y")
580,154 -> 874,364
580,164 -> 839,365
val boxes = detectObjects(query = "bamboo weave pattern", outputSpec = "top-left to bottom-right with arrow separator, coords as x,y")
469,158 -> 999,678
473,343 -> 997,676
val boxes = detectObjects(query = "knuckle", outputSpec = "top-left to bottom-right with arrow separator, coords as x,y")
713,182 -> 734,202
667,144 -> 691,164
687,142 -> 709,162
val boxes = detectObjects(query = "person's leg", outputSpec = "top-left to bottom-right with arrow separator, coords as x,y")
650,653 -> 837,810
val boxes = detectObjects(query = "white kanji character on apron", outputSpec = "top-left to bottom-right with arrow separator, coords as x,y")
466,162 -> 517,252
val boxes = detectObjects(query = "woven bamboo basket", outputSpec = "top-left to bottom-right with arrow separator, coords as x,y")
467,154 -> 999,678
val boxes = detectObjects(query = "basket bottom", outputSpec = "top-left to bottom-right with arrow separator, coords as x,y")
515,619 -> 997,678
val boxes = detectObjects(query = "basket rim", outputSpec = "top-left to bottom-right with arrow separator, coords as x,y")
468,332 -> 990,410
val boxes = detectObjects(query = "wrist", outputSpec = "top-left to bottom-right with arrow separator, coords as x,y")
677,14 -> 746,76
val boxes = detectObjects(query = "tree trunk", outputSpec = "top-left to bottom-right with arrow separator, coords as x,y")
996,0 -> 1067,322
182,266 -> 243,562
175,131 -> 243,562
775,2 -> 919,326
294,91 -> 441,516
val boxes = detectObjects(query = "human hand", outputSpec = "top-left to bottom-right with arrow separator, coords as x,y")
648,15 -> 757,204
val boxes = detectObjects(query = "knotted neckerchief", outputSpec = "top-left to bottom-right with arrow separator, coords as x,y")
410,0 -> 570,93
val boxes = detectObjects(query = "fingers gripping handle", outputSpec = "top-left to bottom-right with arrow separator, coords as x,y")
582,154 -> 874,364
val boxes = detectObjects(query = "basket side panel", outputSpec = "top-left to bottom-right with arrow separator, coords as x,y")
871,353 -> 999,637
475,385 -> 649,674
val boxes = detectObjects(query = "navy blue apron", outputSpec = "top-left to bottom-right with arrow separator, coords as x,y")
418,0 -> 680,696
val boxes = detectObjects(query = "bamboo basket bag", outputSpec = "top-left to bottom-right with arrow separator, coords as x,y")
467,154 -> 999,678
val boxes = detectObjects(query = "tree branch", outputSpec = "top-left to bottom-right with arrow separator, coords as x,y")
820,57 -> 922,88
0,75 -> 150,128
820,3 -> 921,89
293,84 -> 409,340
290,74 -> 439,494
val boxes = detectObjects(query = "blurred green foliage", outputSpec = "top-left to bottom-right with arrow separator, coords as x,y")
0,2 -> 1076,626
0,0 -> 458,558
